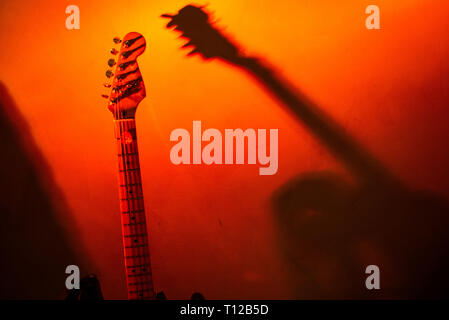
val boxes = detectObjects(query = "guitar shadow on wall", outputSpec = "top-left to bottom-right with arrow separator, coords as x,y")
162,5 -> 449,299
0,82 -> 94,299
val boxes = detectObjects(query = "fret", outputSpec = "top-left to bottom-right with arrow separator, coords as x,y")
119,172 -> 141,184
128,281 -> 151,287
124,236 -> 146,247
119,168 -> 140,172
123,222 -> 146,227
120,196 -> 144,201
123,233 -> 147,238
116,137 -> 137,141
129,288 -> 152,294
118,160 -> 139,171
120,184 -> 142,194
121,209 -> 145,214
120,183 -> 142,187
125,253 -> 149,259
126,263 -> 151,269
118,152 -> 139,157
121,206 -> 144,214
128,272 -> 151,278
120,201 -> 144,212
125,243 -> 148,249
115,118 -> 137,122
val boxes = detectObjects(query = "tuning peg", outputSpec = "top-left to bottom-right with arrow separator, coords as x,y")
101,94 -> 109,99
108,58 -> 116,67
103,83 -> 112,88
106,70 -> 114,78
111,48 -> 118,55
113,37 -> 122,44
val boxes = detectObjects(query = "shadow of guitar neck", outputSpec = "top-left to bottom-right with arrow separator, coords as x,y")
227,55 -> 398,188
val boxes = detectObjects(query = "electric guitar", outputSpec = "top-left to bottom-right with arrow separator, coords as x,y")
103,32 -> 155,300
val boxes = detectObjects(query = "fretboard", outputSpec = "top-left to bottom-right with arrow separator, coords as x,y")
114,118 -> 155,300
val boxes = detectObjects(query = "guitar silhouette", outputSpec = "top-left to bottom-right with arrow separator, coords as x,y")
162,5 -> 449,299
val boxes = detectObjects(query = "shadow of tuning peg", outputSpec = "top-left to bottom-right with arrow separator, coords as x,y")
187,49 -> 199,56
106,70 -> 114,78
111,48 -> 118,55
103,83 -> 112,88
101,94 -> 109,99
113,37 -> 122,44
108,59 -> 116,67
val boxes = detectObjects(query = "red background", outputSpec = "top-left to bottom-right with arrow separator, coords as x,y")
0,0 -> 448,299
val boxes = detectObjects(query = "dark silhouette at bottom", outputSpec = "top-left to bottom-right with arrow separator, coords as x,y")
190,292 -> 205,300
0,82 -> 91,299
65,274 -> 104,301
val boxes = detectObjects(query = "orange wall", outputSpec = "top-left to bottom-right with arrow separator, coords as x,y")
0,0 -> 448,298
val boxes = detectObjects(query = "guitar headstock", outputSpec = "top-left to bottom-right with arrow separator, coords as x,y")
102,32 -> 146,119
161,5 -> 240,62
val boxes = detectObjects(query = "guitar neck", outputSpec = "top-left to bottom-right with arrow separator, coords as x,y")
114,118 -> 155,300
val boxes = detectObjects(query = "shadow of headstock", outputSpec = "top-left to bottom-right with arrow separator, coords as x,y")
162,5 -> 240,63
